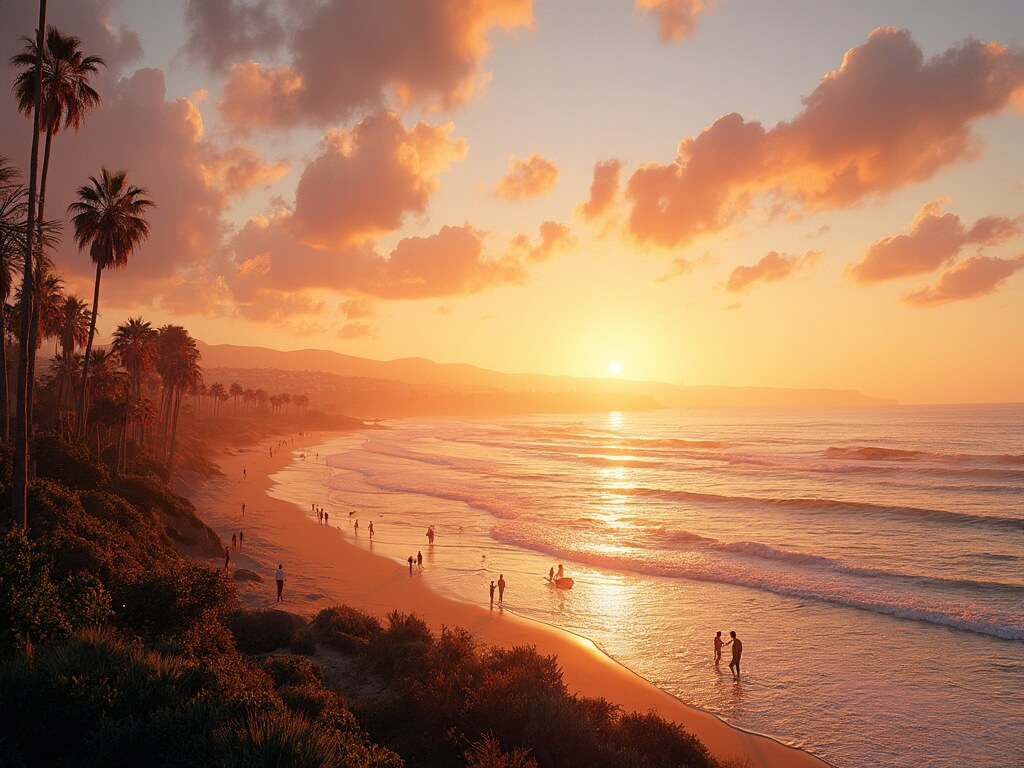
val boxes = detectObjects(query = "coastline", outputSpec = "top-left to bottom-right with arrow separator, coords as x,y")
186,432 -> 830,768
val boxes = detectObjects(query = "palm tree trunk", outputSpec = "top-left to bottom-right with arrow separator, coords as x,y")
13,1 -> 47,527
168,385 -> 182,477
76,262 -> 102,437
0,303 -> 8,440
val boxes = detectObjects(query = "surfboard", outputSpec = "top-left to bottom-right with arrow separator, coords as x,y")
546,576 -> 574,589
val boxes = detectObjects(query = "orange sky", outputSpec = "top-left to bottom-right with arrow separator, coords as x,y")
2,1 -> 1022,404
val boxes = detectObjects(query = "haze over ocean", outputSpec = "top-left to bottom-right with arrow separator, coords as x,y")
269,404 -> 1024,768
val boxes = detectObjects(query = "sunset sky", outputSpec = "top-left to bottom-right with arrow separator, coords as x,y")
2,0 -> 1022,404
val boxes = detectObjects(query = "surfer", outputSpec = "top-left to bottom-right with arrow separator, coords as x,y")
725,631 -> 742,677
556,563 -> 564,580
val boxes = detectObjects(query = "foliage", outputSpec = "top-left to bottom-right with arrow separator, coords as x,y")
32,431 -> 110,489
312,604 -> 383,653
228,609 -> 309,655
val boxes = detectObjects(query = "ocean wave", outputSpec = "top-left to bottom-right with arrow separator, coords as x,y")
826,445 -> 1024,466
611,486 -> 1024,532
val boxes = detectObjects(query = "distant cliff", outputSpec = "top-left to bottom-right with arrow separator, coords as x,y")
197,341 -> 896,416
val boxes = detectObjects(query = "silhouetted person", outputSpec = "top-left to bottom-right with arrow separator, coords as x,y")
417,551 -> 423,567
224,547 -> 230,571
489,581 -> 496,606
556,563 -> 564,580
324,511 -> 329,526
408,555 -> 414,575
548,566 -> 555,582
239,530 -> 244,550
241,502 -> 245,516
231,533 -> 237,551
714,631 -> 723,664
725,631 -> 742,677
426,526 -> 435,544
497,574 -> 506,604
276,564 -> 285,601
243,468 -> 246,480
368,521 -> 374,539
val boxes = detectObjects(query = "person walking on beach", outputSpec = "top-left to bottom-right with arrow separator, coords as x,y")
408,555 -> 414,575
243,468 -> 246,480
354,520 -> 359,534
239,530 -> 244,550
489,580 -> 496,606
426,526 -> 435,544
417,551 -> 423,567
231,533 -> 237,551
368,521 -> 374,539
548,566 -> 555,582
725,631 -> 742,677
241,502 -> 245,516
324,511 -> 329,526
224,547 -> 231,571
556,563 -> 564,580
714,631 -> 723,664
276,564 -> 285,602
497,574 -> 506,604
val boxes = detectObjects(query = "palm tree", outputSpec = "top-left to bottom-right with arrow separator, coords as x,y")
155,325 -> 201,473
207,382 -> 227,416
230,382 -> 243,411
11,26 -> 104,241
68,167 -> 154,436
110,316 -> 157,451
0,158 -> 27,439
54,295 -> 89,411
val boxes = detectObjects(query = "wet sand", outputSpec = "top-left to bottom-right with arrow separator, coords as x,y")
188,434 -> 828,768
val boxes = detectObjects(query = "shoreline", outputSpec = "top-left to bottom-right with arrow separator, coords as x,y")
186,431 -> 830,768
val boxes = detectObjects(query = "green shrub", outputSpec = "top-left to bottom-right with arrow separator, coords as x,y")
229,609 -> 307,655
312,605 -> 382,653
261,654 -> 323,688
0,527 -> 70,656
368,611 -> 433,679
611,711 -> 714,768
33,432 -> 110,490
464,733 -> 538,768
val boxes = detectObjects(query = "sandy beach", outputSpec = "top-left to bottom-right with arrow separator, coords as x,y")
189,433 -> 828,768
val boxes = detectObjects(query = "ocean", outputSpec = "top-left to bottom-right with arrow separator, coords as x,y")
268,404 -> 1024,768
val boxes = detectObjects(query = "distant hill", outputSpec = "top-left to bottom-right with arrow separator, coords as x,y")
196,341 -> 896,413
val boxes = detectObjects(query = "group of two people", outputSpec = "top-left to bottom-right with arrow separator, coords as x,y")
488,574 -> 506,605
713,630 -> 742,676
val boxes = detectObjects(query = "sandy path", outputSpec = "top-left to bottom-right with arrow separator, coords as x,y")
189,433 -> 828,768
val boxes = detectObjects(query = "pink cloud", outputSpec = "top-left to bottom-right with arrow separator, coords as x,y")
579,159 -> 622,221
217,0 -> 534,131
508,221 -> 574,262
291,113 -> 467,248
181,0 -> 285,73
625,28 -> 1024,247
339,322 -> 376,339
851,200 -> 1021,283
636,0 -> 714,42
726,250 -> 820,292
494,154 -> 560,200
657,257 -> 696,282
903,253 -> 1024,306
340,298 -> 375,320
207,145 -> 289,197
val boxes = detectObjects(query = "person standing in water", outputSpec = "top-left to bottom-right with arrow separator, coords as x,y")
497,574 -> 506,604
714,631 -> 723,664
416,551 -> 423,567
368,521 -> 374,539
276,564 -> 285,602
489,581 -> 496,606
725,631 -> 742,677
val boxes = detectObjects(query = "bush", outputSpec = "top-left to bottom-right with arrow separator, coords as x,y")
229,609 -> 307,655
33,432 -> 110,490
312,605 -> 382,654
0,527 -> 70,656
261,655 -> 323,688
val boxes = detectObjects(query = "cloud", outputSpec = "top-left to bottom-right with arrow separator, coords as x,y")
494,154 -> 559,200
625,28 -> 1024,247
216,0 -> 533,132
339,322 -> 376,339
340,298 -> 375,320
726,250 -> 820,291
851,200 -> 1021,283
291,113 -> 467,248
903,253 -> 1024,306
206,146 -> 289,197
636,0 -> 714,42
657,257 -> 696,282
579,159 -> 622,220
181,0 -> 285,73
508,221 -> 574,262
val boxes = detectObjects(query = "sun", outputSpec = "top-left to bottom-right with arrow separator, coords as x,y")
607,360 -> 622,376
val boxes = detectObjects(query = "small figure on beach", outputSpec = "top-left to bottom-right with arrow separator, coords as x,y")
714,631 -> 723,664
408,555 -> 414,575
241,502 -> 245,516
276,564 -> 285,601
426,525 -> 435,544
497,574 -> 506,604
548,566 -> 555,582
324,511 -> 329,526
354,520 -> 359,534
231,533 -> 237,551
224,547 -> 231,571
725,631 -> 742,677
239,530 -> 244,550
417,550 -> 423,568
556,563 -> 564,580
489,580 -> 496,606
243,468 -> 247,480
368,521 -> 374,539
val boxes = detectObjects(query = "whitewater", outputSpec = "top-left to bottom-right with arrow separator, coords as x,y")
268,404 -> 1024,768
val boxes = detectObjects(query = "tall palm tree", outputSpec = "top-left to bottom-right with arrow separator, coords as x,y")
68,167 -> 154,436
111,316 -> 158,466
155,325 -> 201,473
0,158 -> 27,439
11,26 -> 104,241
54,295 -> 90,411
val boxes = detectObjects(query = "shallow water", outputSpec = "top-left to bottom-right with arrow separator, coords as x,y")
269,405 -> 1024,768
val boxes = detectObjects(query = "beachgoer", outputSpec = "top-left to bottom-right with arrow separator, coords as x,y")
548,566 -> 555,582
243,468 -> 246,480
324,511 -> 329,526
224,547 -> 230,571
241,502 -> 245,516
426,526 -> 435,544
417,550 -> 422,567
408,555 -> 414,575
231,533 -> 237,551
368,521 -> 374,539
725,631 -> 742,677
714,631 -> 723,664
354,520 -> 359,534
239,530 -> 244,550
556,563 -> 564,580
497,574 -> 506,604
489,581 -> 496,606
276,564 -> 285,601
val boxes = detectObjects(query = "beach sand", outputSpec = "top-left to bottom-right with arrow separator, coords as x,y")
188,434 -> 828,768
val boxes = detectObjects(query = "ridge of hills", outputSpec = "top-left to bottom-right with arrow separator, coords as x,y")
196,341 -> 896,413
